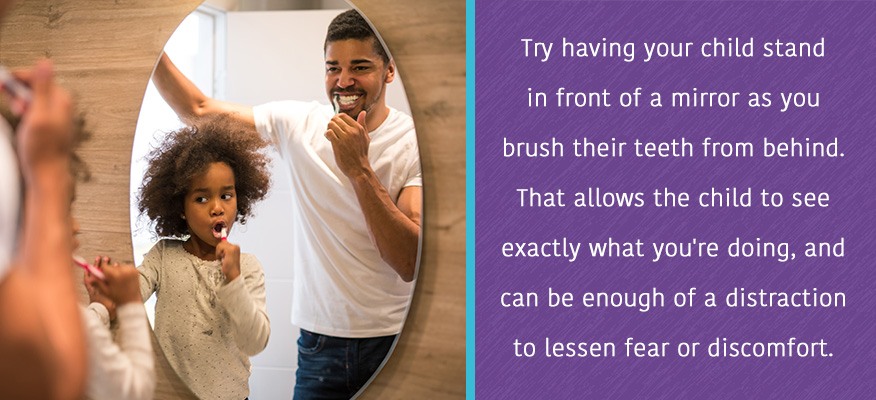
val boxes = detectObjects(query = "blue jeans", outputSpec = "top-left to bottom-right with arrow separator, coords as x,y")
293,329 -> 397,400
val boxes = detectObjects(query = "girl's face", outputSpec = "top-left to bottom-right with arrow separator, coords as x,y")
183,162 -> 238,247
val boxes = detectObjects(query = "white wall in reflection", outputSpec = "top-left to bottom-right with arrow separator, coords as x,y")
130,8 -> 220,333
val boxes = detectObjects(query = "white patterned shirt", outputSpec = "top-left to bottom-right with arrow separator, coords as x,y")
138,239 -> 270,400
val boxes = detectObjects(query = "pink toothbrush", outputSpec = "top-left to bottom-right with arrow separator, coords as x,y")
73,255 -> 105,280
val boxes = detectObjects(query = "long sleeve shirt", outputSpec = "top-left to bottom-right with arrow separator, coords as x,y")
83,302 -> 155,400
138,239 -> 270,400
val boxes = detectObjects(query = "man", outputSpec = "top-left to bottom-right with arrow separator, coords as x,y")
0,0 -> 87,395
152,9 -> 421,399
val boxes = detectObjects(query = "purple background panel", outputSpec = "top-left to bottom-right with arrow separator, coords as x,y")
475,1 -> 875,399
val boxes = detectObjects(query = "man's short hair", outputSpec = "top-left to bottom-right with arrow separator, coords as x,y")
325,9 -> 390,65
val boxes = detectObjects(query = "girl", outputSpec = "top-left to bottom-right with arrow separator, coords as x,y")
81,233 -> 155,400
136,114 -> 272,400
63,111 -> 155,400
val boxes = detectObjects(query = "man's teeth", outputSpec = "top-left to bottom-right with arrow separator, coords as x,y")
338,95 -> 360,105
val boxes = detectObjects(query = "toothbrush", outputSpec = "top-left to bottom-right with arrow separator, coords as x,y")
332,94 -> 340,114
220,227 -> 228,241
0,65 -> 32,103
73,255 -> 105,280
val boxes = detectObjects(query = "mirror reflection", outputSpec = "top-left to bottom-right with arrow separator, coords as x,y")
130,2 -> 421,399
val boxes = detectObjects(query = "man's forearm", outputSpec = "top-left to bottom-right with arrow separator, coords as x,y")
152,53 -> 209,123
19,162 -> 71,270
19,164 -> 87,400
349,170 -> 420,282
152,53 -> 255,126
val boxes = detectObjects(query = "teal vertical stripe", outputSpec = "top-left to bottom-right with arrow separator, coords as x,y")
465,0 -> 476,398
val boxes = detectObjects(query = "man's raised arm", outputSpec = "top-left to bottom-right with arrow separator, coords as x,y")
1,60 -> 86,400
152,53 -> 254,126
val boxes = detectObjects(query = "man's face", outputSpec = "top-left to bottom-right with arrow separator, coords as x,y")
324,38 -> 394,118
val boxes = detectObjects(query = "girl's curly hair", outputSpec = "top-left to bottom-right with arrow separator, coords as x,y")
138,114 -> 271,238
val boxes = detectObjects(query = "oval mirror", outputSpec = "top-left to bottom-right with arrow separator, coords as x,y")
130,1 -> 421,398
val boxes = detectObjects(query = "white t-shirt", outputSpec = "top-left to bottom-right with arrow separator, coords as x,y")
0,119 -> 20,279
253,101 -> 420,338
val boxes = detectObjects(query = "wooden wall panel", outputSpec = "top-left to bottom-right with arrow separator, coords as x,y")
0,0 -> 465,398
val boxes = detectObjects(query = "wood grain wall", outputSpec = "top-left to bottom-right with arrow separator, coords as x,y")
0,0 -> 465,399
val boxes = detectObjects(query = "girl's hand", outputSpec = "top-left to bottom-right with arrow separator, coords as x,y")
84,265 -> 117,321
216,240 -> 241,283
93,256 -> 142,305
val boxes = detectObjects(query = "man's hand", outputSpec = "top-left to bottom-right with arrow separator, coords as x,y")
216,240 -> 241,284
8,60 -> 74,184
325,110 -> 371,179
92,257 -> 142,305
